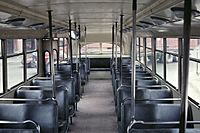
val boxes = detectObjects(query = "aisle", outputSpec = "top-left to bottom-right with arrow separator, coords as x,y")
69,71 -> 117,133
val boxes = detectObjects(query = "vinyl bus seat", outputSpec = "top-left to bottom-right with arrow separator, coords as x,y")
117,85 -> 173,121
15,86 -> 69,132
119,102 -> 193,133
0,99 -> 58,133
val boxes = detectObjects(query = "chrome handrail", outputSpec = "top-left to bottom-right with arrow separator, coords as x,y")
0,120 -> 40,133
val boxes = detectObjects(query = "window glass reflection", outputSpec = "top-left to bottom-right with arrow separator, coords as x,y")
7,55 -> 24,88
146,48 -> 152,70
167,38 -> 178,54
0,60 -> 3,93
26,39 -> 37,52
188,61 -> 200,103
6,39 -> 23,55
156,51 -> 164,77
166,54 -> 178,88
27,52 -> 37,78
156,38 -> 163,51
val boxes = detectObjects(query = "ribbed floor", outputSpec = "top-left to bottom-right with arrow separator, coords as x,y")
69,71 -> 117,133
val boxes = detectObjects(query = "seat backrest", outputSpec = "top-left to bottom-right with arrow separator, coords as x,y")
0,100 -> 58,133
121,102 -> 192,133
16,86 -> 68,122
26,102 -> 58,133
32,78 -> 75,105
117,86 -> 173,121
58,63 -> 76,73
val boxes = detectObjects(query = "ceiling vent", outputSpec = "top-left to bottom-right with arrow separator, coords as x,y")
53,27 -> 64,32
150,16 -> 170,25
171,7 -> 200,19
29,23 -> 45,29
5,18 -> 25,26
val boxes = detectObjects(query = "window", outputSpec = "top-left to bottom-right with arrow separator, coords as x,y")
6,39 -> 24,89
0,40 -> 1,56
7,55 -> 24,88
146,38 -> 152,48
26,39 -> 38,79
166,53 -> 178,88
26,39 -> 37,52
156,51 -> 164,77
6,39 -> 23,55
140,38 -> 145,64
59,38 -> 64,61
188,39 -> 200,103
137,45 -> 139,61
0,40 -> 2,93
26,52 -> 37,78
188,61 -> 200,103
140,38 -> 143,46
156,38 -> 163,51
190,39 -> 200,59
53,49 -> 58,65
0,59 -> 2,93
82,43 -> 117,56
59,38 -> 68,61
165,38 -> 179,88
45,51 -> 50,76
64,38 -> 68,59
146,38 -> 152,70
146,48 -> 152,70
156,38 -> 164,78
140,45 -> 144,63
167,38 -> 178,54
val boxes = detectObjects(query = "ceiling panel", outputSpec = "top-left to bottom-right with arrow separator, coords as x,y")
0,0 -> 172,34
8,0 -> 155,33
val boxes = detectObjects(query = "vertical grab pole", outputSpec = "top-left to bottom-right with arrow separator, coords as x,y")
115,22 -> 118,70
131,0 -> 137,121
163,38 -> 167,80
179,0 -> 191,133
112,24 -> 115,64
69,19 -> 73,77
143,38 -> 147,71
84,26 -> 87,58
78,25 -> 81,62
66,38 -> 69,60
127,1 -> 137,132
74,22 -> 78,72
178,38 -> 183,93
120,15 -> 124,83
48,10 -> 56,98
